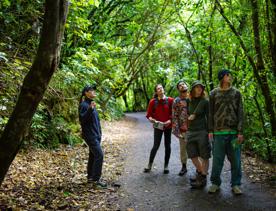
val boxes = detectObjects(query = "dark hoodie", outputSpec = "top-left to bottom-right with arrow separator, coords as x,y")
79,98 -> 102,141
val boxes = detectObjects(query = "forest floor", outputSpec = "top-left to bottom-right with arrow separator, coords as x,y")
0,118 -> 136,210
0,113 -> 275,210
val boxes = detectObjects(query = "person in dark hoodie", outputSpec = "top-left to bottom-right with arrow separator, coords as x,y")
79,85 -> 107,189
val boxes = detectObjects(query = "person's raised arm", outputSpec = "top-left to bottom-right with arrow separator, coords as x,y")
79,102 -> 94,123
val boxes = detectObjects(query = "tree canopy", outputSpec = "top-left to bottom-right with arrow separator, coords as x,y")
0,0 -> 275,167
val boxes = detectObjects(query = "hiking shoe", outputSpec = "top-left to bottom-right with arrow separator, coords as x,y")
144,167 -> 151,173
232,186 -> 242,195
208,184 -> 220,193
89,180 -> 107,189
190,175 -> 207,189
178,165 -> 187,176
163,166 -> 169,174
143,163 -> 152,173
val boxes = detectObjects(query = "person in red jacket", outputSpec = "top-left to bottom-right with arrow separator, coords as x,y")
144,84 -> 174,174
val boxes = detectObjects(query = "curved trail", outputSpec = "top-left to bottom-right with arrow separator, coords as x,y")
118,112 -> 276,211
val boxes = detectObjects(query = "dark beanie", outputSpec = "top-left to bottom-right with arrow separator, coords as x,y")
81,84 -> 96,95
218,69 -> 230,81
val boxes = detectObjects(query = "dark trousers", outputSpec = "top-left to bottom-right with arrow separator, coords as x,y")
149,128 -> 172,166
85,137 -> 103,181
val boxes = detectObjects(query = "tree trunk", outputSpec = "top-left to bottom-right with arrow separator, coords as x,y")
140,71 -> 150,103
251,0 -> 276,137
269,0 -> 276,77
0,0 -> 69,186
208,40 -> 214,91
122,94 -> 129,112
216,0 -> 276,137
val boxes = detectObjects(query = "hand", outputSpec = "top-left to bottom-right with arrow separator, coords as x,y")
149,117 -> 156,123
164,120 -> 171,126
208,133 -> 214,143
237,134 -> 244,144
180,125 -> 188,132
208,133 -> 213,139
188,114 -> 196,121
90,101 -> 96,108
172,123 -> 176,129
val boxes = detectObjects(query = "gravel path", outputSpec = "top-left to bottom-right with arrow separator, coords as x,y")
118,112 -> 276,211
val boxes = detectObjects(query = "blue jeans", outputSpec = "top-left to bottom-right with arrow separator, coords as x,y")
85,137 -> 103,181
210,134 -> 242,186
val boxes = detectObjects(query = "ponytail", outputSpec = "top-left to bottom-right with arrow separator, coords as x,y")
79,88 -> 86,109
79,94 -> 84,104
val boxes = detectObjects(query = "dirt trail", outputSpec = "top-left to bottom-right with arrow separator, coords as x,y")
118,112 -> 276,211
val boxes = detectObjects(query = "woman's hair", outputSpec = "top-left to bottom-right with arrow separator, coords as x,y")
153,84 -> 163,98
189,86 -> 207,99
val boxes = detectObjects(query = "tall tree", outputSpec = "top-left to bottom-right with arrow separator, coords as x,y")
0,0 -> 69,186
269,0 -> 276,77
215,0 -> 276,137
251,0 -> 276,137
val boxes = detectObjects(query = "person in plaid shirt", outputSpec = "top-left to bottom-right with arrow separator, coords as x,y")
172,81 -> 190,176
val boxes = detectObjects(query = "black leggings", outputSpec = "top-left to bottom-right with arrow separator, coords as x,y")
149,128 -> 172,166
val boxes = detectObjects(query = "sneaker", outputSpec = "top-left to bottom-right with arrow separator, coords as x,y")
163,166 -> 169,174
232,186 -> 242,195
190,175 -> 207,189
178,164 -> 187,176
208,184 -> 220,193
90,180 -> 107,189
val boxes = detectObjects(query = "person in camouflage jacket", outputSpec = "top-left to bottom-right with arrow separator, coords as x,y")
172,81 -> 190,176
208,69 -> 244,195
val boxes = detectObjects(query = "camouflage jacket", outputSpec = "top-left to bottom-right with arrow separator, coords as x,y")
209,87 -> 243,133
172,97 -> 189,138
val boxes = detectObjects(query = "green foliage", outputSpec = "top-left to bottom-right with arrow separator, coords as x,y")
25,108 -> 82,149
0,0 -> 275,163
0,0 -> 43,55
244,136 -> 276,162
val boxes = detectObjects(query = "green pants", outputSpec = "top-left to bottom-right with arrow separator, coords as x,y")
210,134 -> 242,187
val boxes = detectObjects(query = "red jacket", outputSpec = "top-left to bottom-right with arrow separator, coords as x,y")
146,97 -> 174,129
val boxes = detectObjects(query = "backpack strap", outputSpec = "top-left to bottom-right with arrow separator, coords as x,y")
165,97 -> 168,106
154,97 -> 159,109
153,97 -> 169,113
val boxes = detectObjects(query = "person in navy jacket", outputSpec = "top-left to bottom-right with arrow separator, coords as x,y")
79,85 -> 106,189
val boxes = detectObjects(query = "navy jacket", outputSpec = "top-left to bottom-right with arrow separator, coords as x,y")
79,98 -> 102,141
